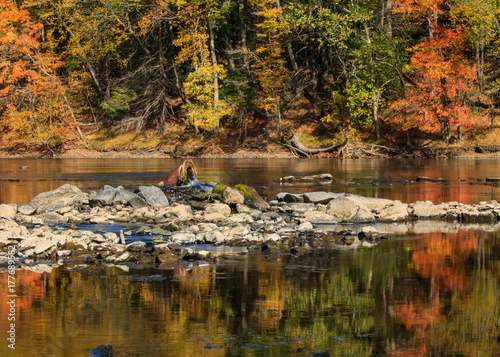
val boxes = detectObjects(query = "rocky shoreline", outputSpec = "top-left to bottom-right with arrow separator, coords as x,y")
1,179 -> 500,273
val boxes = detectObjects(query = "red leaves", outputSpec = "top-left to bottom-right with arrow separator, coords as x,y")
389,27 -> 476,135
0,0 -> 75,142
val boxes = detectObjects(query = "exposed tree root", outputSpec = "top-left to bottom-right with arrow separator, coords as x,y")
262,128 -> 394,158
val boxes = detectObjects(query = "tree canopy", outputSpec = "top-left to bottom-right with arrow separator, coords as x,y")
2,0 -> 499,148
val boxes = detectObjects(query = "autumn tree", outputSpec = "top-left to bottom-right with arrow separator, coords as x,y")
173,0 -> 234,133
389,27 -> 476,142
0,0 -> 79,148
252,0 -> 291,140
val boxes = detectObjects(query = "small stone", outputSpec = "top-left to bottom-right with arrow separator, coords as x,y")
126,241 -> 146,252
298,221 -> 314,232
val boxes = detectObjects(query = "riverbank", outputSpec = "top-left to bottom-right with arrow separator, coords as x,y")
2,124 -> 500,159
2,140 -> 500,160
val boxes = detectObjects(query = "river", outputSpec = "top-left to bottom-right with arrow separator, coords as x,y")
0,158 -> 499,356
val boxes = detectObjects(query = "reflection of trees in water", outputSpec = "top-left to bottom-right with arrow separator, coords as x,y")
390,230 -> 500,356
2,233 -> 499,355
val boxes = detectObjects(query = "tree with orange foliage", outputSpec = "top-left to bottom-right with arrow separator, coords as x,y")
389,27 -> 476,143
0,0 -> 80,149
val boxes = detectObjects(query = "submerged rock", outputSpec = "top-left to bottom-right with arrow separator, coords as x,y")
90,344 -> 114,357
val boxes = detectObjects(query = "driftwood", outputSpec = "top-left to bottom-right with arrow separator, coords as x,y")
262,128 -> 347,157
338,144 -> 395,158
262,128 -> 394,158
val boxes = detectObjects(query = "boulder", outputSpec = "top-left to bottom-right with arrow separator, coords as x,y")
90,185 -> 117,206
169,205 -> 193,220
0,204 -> 16,219
349,195 -> 395,212
138,186 -> 170,207
113,189 -> 136,206
221,186 -> 245,205
128,195 -> 148,209
303,211 -> 337,224
205,203 -> 231,217
30,184 -> 83,213
39,212 -> 69,225
410,201 -> 446,219
377,203 -> 409,222
303,192 -> 338,204
326,196 -> 375,223
277,193 -> 304,203
235,184 -> 270,210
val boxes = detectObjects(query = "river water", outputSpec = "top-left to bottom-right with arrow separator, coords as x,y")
0,158 -> 499,356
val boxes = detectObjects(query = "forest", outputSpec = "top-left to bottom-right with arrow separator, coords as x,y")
1,0 -> 499,155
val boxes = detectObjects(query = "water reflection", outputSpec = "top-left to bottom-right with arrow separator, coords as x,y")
1,229 -> 499,356
2,158 -> 500,204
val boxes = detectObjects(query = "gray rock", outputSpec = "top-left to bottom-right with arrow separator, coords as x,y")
238,185 -> 270,210
378,203 -> 409,222
115,251 -> 131,262
126,241 -> 146,252
278,193 -> 304,203
358,226 -> 379,240
462,207 -> 496,223
18,203 -> 37,216
90,185 -> 117,206
221,186 -> 245,205
169,205 -> 193,220
303,192 -> 338,204
34,240 -> 56,254
119,230 -> 126,245
156,252 -> 178,264
205,203 -> 231,217
0,256 -> 11,267
31,184 -> 83,213
348,195 -> 395,212
171,232 -> 196,243
39,212 -> 69,225
411,201 -> 446,219
326,196 -> 375,223
128,195 -> 148,208
204,230 -> 228,244
298,221 -> 314,232
113,189 -> 136,206
138,186 -> 169,207
303,211 -> 338,224
0,204 -> 16,219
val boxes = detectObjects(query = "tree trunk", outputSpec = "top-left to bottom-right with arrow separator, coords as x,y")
61,19 -> 103,96
158,22 -> 166,136
385,0 -> 393,38
238,0 -> 250,73
208,17 -> 220,135
441,118 -> 451,143
364,23 -> 380,141
373,90 -> 381,141
308,42 -> 320,105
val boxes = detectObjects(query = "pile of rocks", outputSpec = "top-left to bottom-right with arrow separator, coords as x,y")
1,183 -> 500,270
